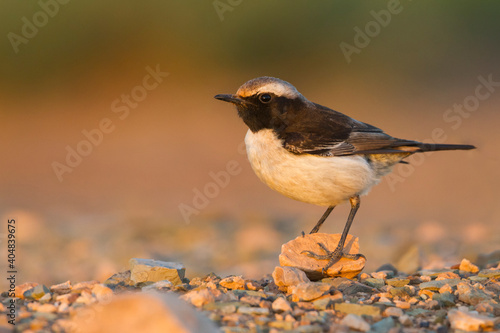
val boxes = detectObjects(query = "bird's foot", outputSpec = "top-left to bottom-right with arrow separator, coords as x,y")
301,242 -> 366,274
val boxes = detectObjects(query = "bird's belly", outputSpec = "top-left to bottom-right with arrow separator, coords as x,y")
245,129 -> 378,207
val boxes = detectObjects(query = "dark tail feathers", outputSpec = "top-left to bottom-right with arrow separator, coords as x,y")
415,143 -> 476,152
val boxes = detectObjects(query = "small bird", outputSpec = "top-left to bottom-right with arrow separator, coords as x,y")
215,76 -> 475,272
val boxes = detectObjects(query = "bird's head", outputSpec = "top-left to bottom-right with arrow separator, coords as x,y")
215,77 -> 308,132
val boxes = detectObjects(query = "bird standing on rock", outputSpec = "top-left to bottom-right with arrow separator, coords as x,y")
215,76 -> 475,273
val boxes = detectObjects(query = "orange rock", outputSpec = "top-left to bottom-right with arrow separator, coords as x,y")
279,233 -> 366,280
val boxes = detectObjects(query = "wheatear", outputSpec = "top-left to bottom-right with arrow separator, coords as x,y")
215,76 -> 475,272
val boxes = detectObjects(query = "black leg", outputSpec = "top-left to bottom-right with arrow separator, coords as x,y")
309,206 -> 335,234
302,195 -> 365,274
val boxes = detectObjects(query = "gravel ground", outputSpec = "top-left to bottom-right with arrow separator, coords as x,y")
1,254 -> 499,333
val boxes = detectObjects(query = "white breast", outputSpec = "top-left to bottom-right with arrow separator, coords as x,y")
245,129 -> 379,207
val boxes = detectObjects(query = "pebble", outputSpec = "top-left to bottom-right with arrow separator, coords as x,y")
15,282 -> 38,298
341,313 -> 370,332
91,283 -> 113,302
220,276 -> 246,290
237,306 -> 270,315
49,280 -> 72,294
272,297 -> 292,312
448,308 -> 496,331
129,258 -> 185,285
334,303 -> 381,317
370,317 -> 395,333
24,284 -> 51,300
386,278 -> 410,287
457,282 -> 491,305
459,258 -> 479,273
383,307 -> 403,317
419,279 -> 461,291
272,266 -> 310,292
399,314 -> 412,326
432,291 -> 456,307
289,282 -> 331,301
363,278 -> 385,289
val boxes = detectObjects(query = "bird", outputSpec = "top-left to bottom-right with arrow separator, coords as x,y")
214,76 -> 475,273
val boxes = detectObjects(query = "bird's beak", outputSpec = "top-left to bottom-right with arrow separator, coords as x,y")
214,94 -> 246,106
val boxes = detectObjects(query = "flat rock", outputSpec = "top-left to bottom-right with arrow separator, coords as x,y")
279,233 -> 365,280
448,309 -> 497,331
362,278 -> 385,289
71,292 -> 219,333
457,282 -> 492,305
334,303 -> 381,317
289,282 -> 331,301
419,279 -> 461,291
219,276 -> 245,290
129,258 -> 185,285
272,297 -> 292,312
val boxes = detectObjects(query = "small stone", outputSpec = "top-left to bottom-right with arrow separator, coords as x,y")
371,271 -> 388,280
181,288 -> 215,307
24,284 -> 50,300
448,309 -> 496,331
220,276 -> 246,290
457,283 -> 491,305
58,303 -> 70,314
389,287 -> 411,298
438,284 -> 453,294
56,293 -> 79,304
73,280 -> 100,290
289,282 -> 331,301
322,277 -> 374,294
370,317 -> 395,333
478,269 -> 500,278
334,303 -> 381,317
37,303 -> 57,313
425,299 -> 440,310
15,282 -> 38,298
475,301 -> 500,316
39,293 -> 52,303
279,233 -> 365,280
272,266 -> 310,292
92,284 -> 113,302
141,280 -> 173,292
386,278 -> 410,287
272,297 -> 292,313
399,314 -> 412,326
237,306 -> 270,315
363,278 -> 385,289
75,290 -> 95,305
419,279 -> 461,291
341,313 -> 370,332
394,301 -> 410,309
435,272 -> 460,280
50,281 -> 72,294
383,307 -> 403,317
432,292 -> 456,307
129,258 -> 185,285
459,258 -> 479,273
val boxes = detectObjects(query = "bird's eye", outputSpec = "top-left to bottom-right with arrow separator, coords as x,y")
259,93 -> 272,103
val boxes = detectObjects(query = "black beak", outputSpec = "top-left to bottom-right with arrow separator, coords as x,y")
214,94 -> 246,106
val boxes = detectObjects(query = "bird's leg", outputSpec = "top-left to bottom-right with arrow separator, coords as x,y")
302,195 -> 366,273
309,206 -> 335,234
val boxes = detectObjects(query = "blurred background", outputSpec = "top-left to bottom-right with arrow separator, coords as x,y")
1,1 -> 499,286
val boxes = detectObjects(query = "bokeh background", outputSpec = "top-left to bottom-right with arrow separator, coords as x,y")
1,1 -> 499,287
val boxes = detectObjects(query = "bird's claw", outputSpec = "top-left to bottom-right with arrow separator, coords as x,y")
302,242 -> 366,274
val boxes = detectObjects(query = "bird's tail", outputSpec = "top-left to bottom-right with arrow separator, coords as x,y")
414,143 -> 476,152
